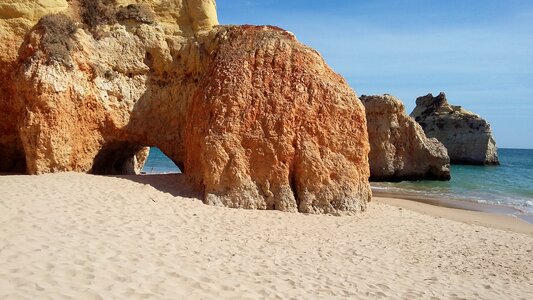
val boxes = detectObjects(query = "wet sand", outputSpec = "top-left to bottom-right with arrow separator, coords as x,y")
374,193 -> 533,235
373,187 -> 533,226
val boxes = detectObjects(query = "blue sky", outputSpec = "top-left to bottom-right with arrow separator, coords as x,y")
217,0 -> 533,149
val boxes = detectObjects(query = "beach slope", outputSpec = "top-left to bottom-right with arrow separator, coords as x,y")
1,173 -> 532,299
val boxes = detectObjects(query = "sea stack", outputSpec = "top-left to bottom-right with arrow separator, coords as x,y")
2,0 -> 372,214
361,95 -> 450,181
410,92 -> 499,165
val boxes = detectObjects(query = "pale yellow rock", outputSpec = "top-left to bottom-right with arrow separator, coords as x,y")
186,0 -> 218,32
0,0 -> 219,37
114,0 -> 218,34
0,0 -> 68,64
0,0 -> 68,20
411,92 -> 499,165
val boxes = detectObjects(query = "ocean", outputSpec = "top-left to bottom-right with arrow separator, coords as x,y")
143,148 -> 533,215
372,148 -> 533,215
142,148 -> 182,174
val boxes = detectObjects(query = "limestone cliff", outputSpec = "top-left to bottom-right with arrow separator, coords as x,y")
0,0 -> 68,172
5,0 -> 371,214
1,0 -> 216,174
410,93 -> 499,165
361,95 -> 450,181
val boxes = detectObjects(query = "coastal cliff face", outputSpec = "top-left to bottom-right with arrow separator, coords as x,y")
0,0 -> 218,174
361,95 -> 450,181
0,0 -> 68,172
0,0 -> 218,173
5,0 -> 371,214
410,93 -> 499,165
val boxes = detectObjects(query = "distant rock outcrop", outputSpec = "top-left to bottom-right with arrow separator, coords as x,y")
361,95 -> 450,181
410,92 -> 499,165
3,0 -> 372,214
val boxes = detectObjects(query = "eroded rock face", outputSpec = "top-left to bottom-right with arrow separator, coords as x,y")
0,1 -> 67,172
361,95 -> 450,181
0,0 -> 156,174
186,26 -> 371,214
411,93 -> 499,165
9,1 -> 371,213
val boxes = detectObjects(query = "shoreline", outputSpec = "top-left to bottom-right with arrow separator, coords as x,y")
136,173 -> 533,231
373,195 -> 533,236
137,173 -> 533,229
372,187 -> 533,228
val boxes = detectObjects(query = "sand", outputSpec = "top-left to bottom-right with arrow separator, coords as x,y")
374,192 -> 533,235
1,173 -> 532,299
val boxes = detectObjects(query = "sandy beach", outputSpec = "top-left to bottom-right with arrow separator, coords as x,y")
1,173 -> 533,299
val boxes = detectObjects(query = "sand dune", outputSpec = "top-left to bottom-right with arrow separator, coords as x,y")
1,173 -> 532,299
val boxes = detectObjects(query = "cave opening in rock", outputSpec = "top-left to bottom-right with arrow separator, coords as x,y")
90,141 -> 148,175
141,147 -> 182,174
0,144 -> 27,174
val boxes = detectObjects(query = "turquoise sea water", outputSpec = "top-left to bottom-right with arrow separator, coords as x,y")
143,148 -> 533,214
373,148 -> 533,214
142,148 -> 181,174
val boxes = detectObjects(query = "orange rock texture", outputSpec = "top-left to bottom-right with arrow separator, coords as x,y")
186,26 -> 371,213
5,1 -> 372,213
0,23 -> 27,172
0,3 -> 41,172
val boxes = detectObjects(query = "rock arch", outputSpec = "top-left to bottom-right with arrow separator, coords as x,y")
90,142 -> 149,175
5,0 -> 372,214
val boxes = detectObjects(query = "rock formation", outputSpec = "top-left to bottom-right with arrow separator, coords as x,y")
114,0 -> 219,33
360,95 -> 450,181
0,0 -> 68,172
411,93 -> 499,165
2,0 -> 372,214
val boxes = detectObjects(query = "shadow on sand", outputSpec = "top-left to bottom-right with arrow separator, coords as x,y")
110,173 -> 203,200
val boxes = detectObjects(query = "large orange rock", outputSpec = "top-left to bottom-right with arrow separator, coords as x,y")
185,26 -> 371,213
9,1 -> 371,213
